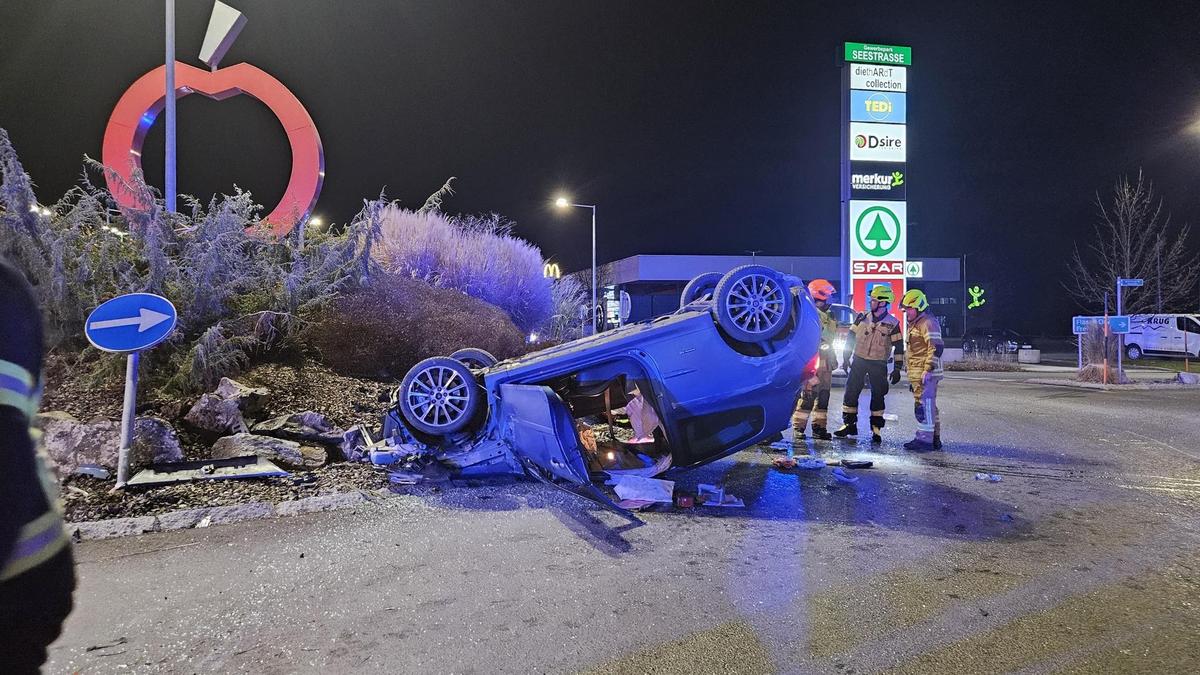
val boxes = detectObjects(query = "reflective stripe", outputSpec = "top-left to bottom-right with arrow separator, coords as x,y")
0,359 -> 37,419
0,511 -> 69,581
0,359 -> 35,389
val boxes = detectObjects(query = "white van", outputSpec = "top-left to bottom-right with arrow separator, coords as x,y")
1125,314 -> 1200,359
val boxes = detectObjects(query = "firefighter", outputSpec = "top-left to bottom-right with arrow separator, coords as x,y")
834,285 -> 904,443
0,257 -> 76,672
900,289 -> 945,451
792,279 -> 838,440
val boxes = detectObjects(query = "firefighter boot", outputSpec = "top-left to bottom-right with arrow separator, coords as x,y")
904,438 -> 934,451
833,413 -> 858,438
811,424 -> 832,441
869,415 -> 885,444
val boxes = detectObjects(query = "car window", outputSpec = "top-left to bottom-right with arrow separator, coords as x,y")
1179,317 -> 1200,334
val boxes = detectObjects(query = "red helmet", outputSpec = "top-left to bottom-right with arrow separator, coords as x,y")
807,278 -> 835,302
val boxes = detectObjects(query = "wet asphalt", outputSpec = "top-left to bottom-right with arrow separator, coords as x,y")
50,374 -> 1200,674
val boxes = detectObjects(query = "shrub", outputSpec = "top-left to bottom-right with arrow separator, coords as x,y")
542,275 -> 587,342
372,205 -> 553,332
944,358 -> 1024,372
304,273 -> 528,379
0,127 -> 381,394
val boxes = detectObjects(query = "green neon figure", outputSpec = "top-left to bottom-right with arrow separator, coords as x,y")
968,285 -> 987,309
891,170 -> 904,187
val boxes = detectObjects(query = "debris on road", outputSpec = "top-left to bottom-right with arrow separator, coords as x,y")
612,475 -> 675,503
975,472 -> 1003,482
840,459 -> 873,469
126,455 -> 287,487
831,467 -> 859,484
697,483 -> 745,507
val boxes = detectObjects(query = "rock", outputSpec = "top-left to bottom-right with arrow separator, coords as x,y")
155,508 -> 212,531
210,433 -> 327,469
204,502 -> 275,526
133,416 -> 184,465
275,492 -> 369,517
69,516 -> 157,541
1176,372 -> 1200,385
252,411 -> 344,446
36,412 -> 182,476
184,377 -> 270,434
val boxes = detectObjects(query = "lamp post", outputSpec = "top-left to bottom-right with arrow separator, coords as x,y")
165,0 -> 176,213
555,197 -> 598,334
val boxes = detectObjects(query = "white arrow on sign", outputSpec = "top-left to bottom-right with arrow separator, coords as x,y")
88,308 -> 172,333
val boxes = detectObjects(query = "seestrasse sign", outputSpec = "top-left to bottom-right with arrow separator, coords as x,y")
845,42 -> 911,66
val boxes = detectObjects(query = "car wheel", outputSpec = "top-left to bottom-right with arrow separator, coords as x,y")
398,357 -> 482,435
450,347 -> 498,369
680,272 -> 723,306
1125,343 -> 1142,360
713,265 -> 793,343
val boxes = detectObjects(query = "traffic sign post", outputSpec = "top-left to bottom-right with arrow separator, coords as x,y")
1073,315 -> 1130,372
1115,278 -> 1142,380
85,293 -> 178,487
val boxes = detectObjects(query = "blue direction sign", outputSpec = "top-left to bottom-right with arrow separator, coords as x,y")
85,293 -> 177,353
1118,278 -> 1144,287
1072,315 -> 1130,335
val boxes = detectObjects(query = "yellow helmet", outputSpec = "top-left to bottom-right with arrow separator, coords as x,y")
901,288 -> 929,312
868,285 -> 895,304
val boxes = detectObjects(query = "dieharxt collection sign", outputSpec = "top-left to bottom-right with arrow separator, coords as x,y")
841,41 -> 910,320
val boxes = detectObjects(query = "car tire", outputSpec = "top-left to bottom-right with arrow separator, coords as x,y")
712,265 -> 793,343
449,347 -> 498,369
1125,343 -> 1142,360
680,272 -> 723,306
398,356 -> 483,435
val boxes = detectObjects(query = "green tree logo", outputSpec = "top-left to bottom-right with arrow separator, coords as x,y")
854,206 -> 901,256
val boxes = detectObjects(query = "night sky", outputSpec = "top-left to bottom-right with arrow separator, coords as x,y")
3,1 -> 1199,334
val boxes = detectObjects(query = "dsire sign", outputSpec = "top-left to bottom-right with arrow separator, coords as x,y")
101,2 -> 323,236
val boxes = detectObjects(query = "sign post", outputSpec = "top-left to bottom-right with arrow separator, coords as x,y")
85,293 -> 178,487
842,41 -> 909,315
1116,278 -> 1143,379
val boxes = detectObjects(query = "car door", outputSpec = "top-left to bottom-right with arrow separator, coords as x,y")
1175,317 -> 1200,356
498,383 -> 641,522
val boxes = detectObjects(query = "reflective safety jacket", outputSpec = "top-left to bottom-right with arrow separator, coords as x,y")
906,313 -> 945,378
0,358 -> 69,582
848,311 -> 903,362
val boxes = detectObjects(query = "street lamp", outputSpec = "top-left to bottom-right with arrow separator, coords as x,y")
554,195 -> 598,334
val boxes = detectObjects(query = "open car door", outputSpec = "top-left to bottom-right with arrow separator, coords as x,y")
499,383 -> 641,523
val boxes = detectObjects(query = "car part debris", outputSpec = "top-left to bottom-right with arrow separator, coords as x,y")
831,467 -> 859,483
74,464 -> 111,480
697,483 -> 745,507
125,455 -> 287,487
840,459 -> 873,469
611,475 -> 674,503
974,473 -> 1003,482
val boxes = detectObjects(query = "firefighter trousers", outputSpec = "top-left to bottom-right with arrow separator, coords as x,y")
910,374 -> 942,442
792,359 -> 833,432
841,358 -> 889,434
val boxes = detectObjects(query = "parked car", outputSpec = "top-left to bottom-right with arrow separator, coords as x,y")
963,327 -> 1031,354
373,265 -> 820,518
1124,314 -> 1200,359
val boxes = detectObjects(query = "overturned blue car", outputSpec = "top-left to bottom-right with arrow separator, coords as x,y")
372,265 -> 820,516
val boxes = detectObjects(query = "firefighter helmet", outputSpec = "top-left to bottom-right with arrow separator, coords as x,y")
868,285 -> 895,304
807,278 -> 835,302
901,289 -> 929,312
